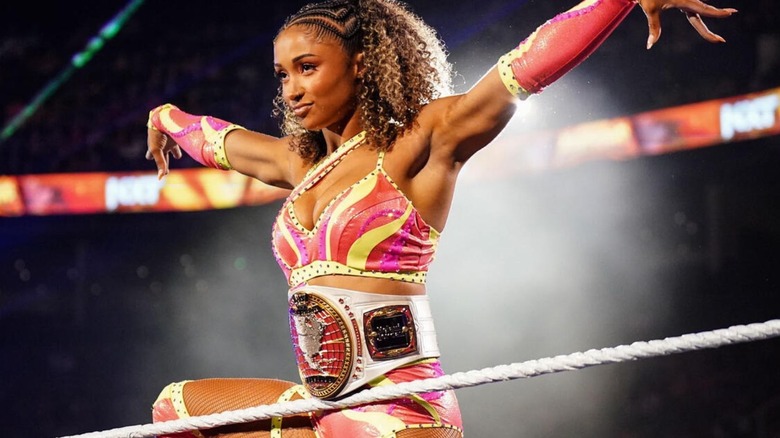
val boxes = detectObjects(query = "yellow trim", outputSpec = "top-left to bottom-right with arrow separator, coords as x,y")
156,381 -> 206,438
429,227 -> 440,245
270,417 -> 283,438
153,381 -> 172,406
158,104 -> 185,132
567,0 -> 600,13
169,381 -> 190,420
347,203 -> 414,269
277,213 -> 303,266
498,49 -> 524,97
326,171 -> 379,260
147,103 -> 175,130
369,377 -> 442,426
203,122 -> 244,171
391,423 -> 464,437
498,27 -> 541,97
302,131 -> 367,181
146,111 -> 157,130
499,0 -> 600,97
286,130 -> 369,235
271,385 -> 312,437
288,260 -> 427,286
515,19 -> 540,56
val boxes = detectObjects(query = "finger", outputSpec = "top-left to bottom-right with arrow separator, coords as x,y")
675,0 -> 737,18
147,128 -> 170,179
685,12 -> 726,43
643,7 -> 663,49
171,144 -> 183,160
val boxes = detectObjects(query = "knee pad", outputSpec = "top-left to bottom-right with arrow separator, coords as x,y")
152,381 -> 203,438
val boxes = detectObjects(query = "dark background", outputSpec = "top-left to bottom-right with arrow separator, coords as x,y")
1,1 -> 779,437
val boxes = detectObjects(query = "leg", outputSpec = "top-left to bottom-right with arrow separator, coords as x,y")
312,361 -> 463,438
396,429 -> 463,438
152,378 -> 316,438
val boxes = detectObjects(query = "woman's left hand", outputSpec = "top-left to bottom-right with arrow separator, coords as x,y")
636,0 -> 738,49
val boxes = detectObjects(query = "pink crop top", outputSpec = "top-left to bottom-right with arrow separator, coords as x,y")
271,132 -> 440,287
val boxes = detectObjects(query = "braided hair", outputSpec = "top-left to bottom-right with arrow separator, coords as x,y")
273,0 -> 453,163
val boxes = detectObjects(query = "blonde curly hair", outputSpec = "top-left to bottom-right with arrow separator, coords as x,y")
274,0 -> 453,163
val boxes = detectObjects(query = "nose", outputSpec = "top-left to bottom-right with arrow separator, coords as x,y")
284,77 -> 304,104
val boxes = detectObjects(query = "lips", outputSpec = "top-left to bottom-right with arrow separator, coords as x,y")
292,103 -> 312,118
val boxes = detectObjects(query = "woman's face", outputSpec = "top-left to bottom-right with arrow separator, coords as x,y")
274,25 -> 362,132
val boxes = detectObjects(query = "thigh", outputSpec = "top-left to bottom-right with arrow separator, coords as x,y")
312,390 -> 463,438
153,378 -> 316,438
311,361 -> 463,438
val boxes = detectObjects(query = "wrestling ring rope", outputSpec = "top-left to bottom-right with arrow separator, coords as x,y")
62,319 -> 780,438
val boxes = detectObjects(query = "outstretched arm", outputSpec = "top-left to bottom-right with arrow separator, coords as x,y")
429,0 -> 736,163
146,104 -> 294,188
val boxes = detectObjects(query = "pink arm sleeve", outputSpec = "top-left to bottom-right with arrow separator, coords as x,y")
498,0 -> 636,95
147,104 -> 243,170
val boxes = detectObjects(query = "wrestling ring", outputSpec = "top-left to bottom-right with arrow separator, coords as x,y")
61,319 -> 780,438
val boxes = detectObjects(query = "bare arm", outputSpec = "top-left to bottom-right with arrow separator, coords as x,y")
424,68 -> 518,165
427,0 -> 736,164
217,129 -> 296,189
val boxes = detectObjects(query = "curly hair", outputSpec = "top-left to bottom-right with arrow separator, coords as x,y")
273,0 -> 453,163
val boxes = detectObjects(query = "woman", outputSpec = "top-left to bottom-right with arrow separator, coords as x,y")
146,0 -> 735,436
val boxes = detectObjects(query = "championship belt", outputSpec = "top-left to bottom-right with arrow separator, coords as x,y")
288,285 -> 440,399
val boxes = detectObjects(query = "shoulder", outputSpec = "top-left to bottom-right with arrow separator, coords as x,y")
384,99 -> 458,178
414,94 -> 470,154
384,94 -> 467,157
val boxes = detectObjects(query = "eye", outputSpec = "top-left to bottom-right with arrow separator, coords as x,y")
301,63 -> 316,73
274,70 -> 288,81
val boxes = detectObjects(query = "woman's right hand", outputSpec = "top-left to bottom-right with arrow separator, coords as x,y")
146,125 -> 182,180
637,0 -> 738,49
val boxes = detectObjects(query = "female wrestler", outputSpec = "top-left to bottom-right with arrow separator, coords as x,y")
145,0 -> 735,436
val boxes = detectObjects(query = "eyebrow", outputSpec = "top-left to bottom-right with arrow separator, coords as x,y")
274,53 -> 316,67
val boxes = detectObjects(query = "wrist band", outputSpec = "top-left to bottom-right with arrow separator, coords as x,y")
148,103 -> 244,170
498,48 -> 527,97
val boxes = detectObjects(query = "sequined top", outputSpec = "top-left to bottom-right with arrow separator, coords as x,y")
272,132 -> 440,287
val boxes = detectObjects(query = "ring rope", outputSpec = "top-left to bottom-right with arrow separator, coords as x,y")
61,319 -> 780,438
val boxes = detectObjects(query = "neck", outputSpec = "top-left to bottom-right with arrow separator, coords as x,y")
322,118 -> 363,153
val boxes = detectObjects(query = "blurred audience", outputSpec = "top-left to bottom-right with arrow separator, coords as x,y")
0,1 -> 777,176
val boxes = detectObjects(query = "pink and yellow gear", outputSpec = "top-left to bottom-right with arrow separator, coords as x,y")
498,0 -> 636,96
147,103 -> 245,170
271,131 -> 439,287
149,1 -> 654,437
150,362 -> 462,438
151,378 -> 316,437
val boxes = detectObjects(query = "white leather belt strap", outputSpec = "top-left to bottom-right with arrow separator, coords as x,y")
287,284 -> 440,399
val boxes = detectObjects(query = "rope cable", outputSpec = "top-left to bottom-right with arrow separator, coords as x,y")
60,318 -> 780,438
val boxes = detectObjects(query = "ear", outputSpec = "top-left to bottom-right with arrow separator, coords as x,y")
353,52 -> 365,79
